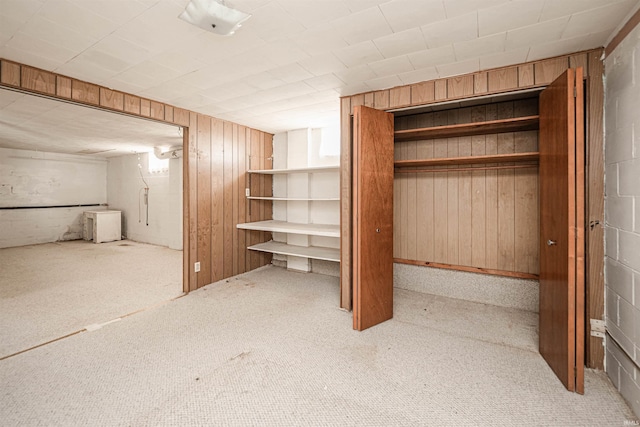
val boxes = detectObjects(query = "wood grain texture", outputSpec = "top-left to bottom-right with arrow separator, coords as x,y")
488,67 -> 518,92
196,114 -> 212,289
188,113 -> 199,292
411,81 -> 435,104
574,66 -> 585,395
56,76 -> 72,98
389,86 -> 411,108
140,99 -> 151,117
164,105 -> 174,123
605,7 -> 640,55
174,108 -> 190,126
223,121 -> 234,278
124,94 -> 141,115
340,96 -> 352,310
150,101 -> 164,121
518,64 -> 535,87
374,90 -> 390,109
394,258 -> 539,280
22,66 -> 56,95
448,75 -> 474,98
71,80 -> 99,104
473,72 -> 488,94
435,79 -> 447,100
211,118 -> 224,283
0,60 -> 20,86
353,106 -> 394,331
182,128 -> 191,293
395,116 -> 539,142
535,57 -> 569,85
586,50 -> 605,370
539,68 -> 583,393
99,88 -> 124,111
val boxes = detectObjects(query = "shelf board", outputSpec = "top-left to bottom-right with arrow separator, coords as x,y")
394,152 -> 539,168
394,115 -> 539,142
248,241 -> 340,262
247,197 -> 340,201
248,165 -> 339,174
237,220 -> 340,237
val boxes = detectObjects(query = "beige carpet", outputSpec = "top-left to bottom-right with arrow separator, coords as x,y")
0,240 -> 183,358
0,265 -> 636,426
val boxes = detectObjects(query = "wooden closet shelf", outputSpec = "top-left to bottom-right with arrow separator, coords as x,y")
394,115 -> 539,142
237,220 -> 340,237
248,241 -> 340,262
394,152 -> 539,168
248,165 -> 339,174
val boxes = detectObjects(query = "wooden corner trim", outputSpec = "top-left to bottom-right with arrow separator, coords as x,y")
606,7 -> 640,56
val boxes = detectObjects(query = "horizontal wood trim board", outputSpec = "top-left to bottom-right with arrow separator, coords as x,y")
394,163 -> 538,174
605,7 -> 640,56
394,115 -> 539,142
394,152 -> 539,168
394,258 -> 539,280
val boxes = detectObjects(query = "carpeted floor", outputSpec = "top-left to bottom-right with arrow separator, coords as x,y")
0,240 -> 183,358
0,265 -> 636,426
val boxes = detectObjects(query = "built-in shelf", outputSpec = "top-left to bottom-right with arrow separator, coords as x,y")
248,241 -> 340,262
247,197 -> 340,201
237,220 -> 340,238
394,115 -> 539,142
394,152 -> 539,168
248,165 -> 340,174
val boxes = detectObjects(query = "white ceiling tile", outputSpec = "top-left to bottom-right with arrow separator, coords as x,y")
258,40 -> 311,66
71,0 -> 151,26
100,77 -> 147,95
294,27 -> 349,56
397,66 -> 439,86
329,6 -> 392,45
373,28 -> 427,59
478,1 -> 545,37
421,12 -> 478,48
275,0 -> 351,29
333,41 -> 384,68
454,32 -> 506,61
298,53 -> 347,77
407,44 -> 456,69
505,16 -> 570,51
246,1 -> 307,42
369,55 -> 414,78
245,72 -> 286,91
365,74 -> 403,91
87,36 -> 154,69
443,0 -> 510,18
562,1 -> 637,39
304,74 -> 345,91
527,35 -> 588,62
334,65 -> 377,85
0,13 -> 26,42
540,0 -> 627,22
138,81 -> 199,103
200,81 -> 257,102
20,15 -> 98,53
0,45 -> 65,73
344,0 -> 388,13
581,29 -> 618,51
4,32 -> 77,64
55,58 -> 118,84
339,82 -> 372,96
269,63 -> 314,84
479,47 -> 529,70
435,58 -> 480,78
379,0 -> 446,33
37,0 -> 118,40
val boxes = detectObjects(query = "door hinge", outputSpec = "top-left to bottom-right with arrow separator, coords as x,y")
590,319 -> 605,338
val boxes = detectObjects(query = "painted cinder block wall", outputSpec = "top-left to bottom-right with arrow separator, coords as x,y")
0,147 -> 107,248
604,22 -> 640,416
107,152 -> 183,250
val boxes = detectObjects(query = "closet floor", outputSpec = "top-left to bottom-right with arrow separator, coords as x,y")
1,265 -> 636,425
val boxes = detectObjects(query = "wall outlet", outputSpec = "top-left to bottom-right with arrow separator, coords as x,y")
194,262 -> 200,272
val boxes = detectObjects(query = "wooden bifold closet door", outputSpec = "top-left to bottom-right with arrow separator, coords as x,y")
539,68 -> 585,394
352,105 -> 395,331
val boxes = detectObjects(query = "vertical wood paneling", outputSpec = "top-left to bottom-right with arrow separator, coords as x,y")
174,108 -> 190,126
340,96 -> 352,309
374,90 -> 390,109
211,118 -> 224,283
364,92 -> 374,107
448,75 -> 474,98
534,57 -> 569,85
411,81 -> 435,104
232,124 -> 240,276
182,128 -> 191,294
140,99 -> 151,117
188,113 -> 199,292
56,76 -> 71,98
488,67 -> 518,92
518,64 -> 535,87
150,101 -> 164,121
249,129 -> 261,270
389,86 -> 411,108
1,60 -> 20,86
165,105 -> 174,123
99,88 -> 124,111
435,79 -> 447,100
196,114 -> 212,288
223,121 -> 234,278
71,80 -> 99,104
586,50 -> 605,369
237,125 -> 247,276
474,72 -> 488,95
22,66 -> 56,95
124,94 -> 141,115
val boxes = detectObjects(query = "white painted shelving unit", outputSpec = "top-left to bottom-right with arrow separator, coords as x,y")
236,129 -> 340,272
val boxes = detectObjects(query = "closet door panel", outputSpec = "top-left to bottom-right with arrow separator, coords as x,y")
539,68 -> 585,393
353,106 -> 395,331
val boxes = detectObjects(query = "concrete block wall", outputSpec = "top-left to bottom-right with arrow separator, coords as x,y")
106,152 -> 182,250
604,22 -> 640,416
0,147 -> 107,248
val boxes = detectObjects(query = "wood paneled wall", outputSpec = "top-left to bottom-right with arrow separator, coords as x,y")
0,59 -> 272,293
340,48 -> 605,369
393,99 -> 539,277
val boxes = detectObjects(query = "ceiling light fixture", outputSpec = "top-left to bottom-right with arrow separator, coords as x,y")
178,0 -> 251,36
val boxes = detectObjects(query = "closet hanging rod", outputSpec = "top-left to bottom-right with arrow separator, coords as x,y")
394,164 -> 538,174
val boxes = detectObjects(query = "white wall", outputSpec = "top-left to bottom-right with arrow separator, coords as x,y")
604,22 -> 640,416
0,147 -> 107,248
272,127 -> 340,273
107,152 -> 182,250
